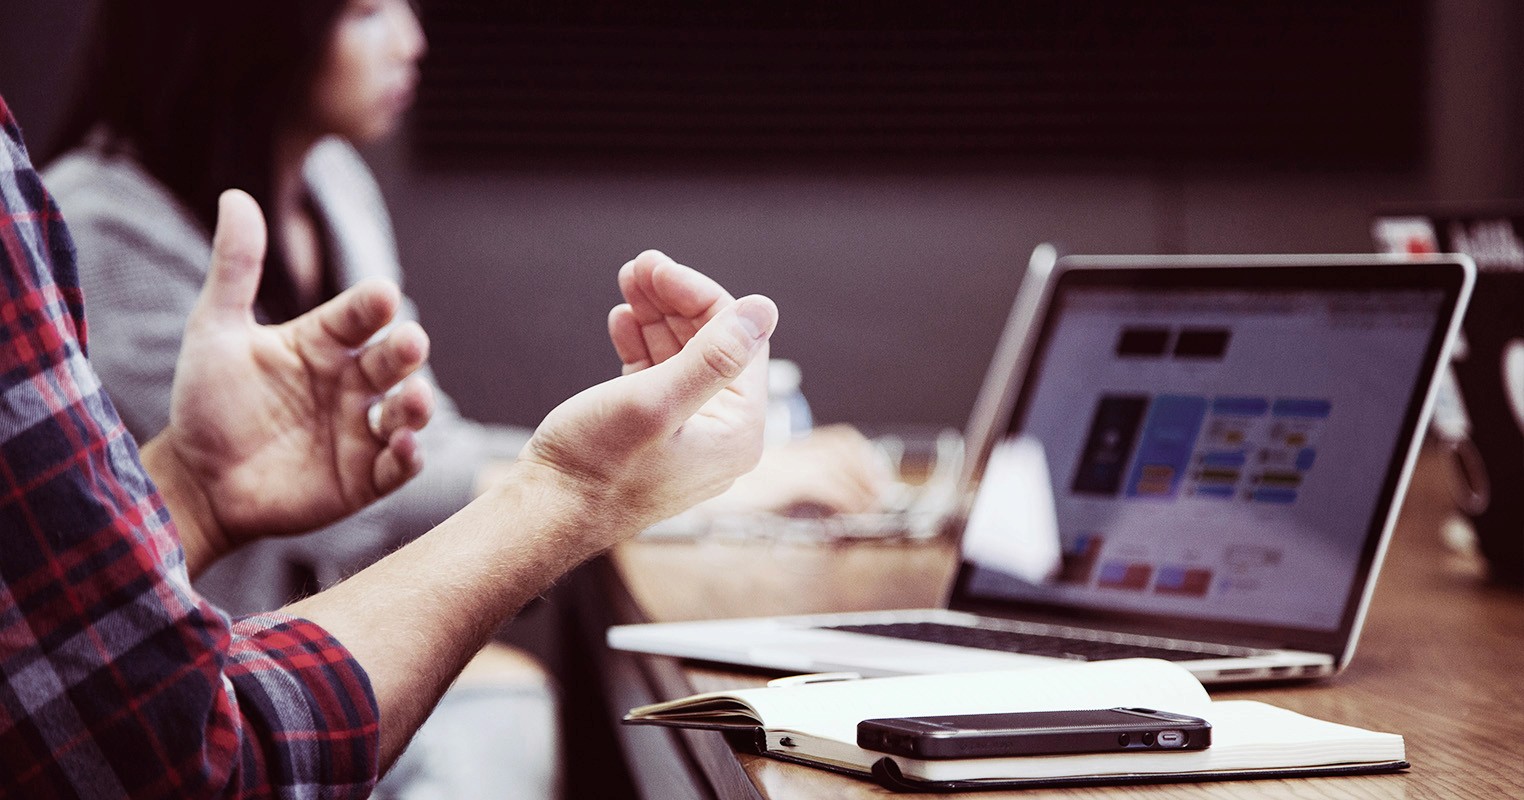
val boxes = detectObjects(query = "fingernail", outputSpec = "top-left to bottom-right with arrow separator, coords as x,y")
736,298 -> 772,340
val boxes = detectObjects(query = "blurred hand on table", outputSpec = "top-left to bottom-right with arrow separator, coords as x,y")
693,424 -> 895,517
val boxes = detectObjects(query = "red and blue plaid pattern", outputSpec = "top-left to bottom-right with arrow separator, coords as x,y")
0,96 -> 379,798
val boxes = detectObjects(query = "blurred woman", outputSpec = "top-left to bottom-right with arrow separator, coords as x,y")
45,3 -> 546,798
45,0 -> 887,795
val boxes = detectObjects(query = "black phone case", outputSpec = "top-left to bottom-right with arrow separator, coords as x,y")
858,709 -> 1210,759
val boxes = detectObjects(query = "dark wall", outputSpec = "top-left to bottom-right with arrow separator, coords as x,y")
4,0 -> 1523,431
0,1 -> 90,149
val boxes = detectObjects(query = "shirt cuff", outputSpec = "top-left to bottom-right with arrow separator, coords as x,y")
226,612 -> 381,796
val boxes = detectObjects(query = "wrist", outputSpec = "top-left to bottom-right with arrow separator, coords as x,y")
140,432 -> 229,576
472,458 -> 519,497
494,457 -> 642,560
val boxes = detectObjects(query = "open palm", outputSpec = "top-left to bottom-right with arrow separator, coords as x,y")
158,191 -> 434,554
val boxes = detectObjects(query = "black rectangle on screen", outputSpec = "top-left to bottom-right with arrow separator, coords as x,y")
1173,329 -> 1231,359
1071,395 -> 1149,496
1116,328 -> 1170,357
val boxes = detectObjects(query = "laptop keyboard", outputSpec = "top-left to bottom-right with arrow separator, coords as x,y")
823,621 -> 1259,662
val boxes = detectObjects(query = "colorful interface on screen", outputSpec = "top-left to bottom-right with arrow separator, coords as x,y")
964,284 -> 1444,631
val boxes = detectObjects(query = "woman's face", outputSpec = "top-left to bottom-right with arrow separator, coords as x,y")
309,0 -> 427,143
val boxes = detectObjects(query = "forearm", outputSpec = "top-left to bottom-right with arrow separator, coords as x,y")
285,460 -> 616,768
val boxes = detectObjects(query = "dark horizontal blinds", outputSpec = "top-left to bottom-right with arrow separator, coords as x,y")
414,0 -> 1425,167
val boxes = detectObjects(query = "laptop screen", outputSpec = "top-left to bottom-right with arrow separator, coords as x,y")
954,260 -> 1466,654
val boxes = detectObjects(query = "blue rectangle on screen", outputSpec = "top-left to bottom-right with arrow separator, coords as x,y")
1212,396 -> 1270,416
1125,395 -> 1209,499
1272,398 -> 1332,418
1251,488 -> 1299,504
1201,451 -> 1247,468
1195,485 -> 1235,499
1296,448 -> 1318,471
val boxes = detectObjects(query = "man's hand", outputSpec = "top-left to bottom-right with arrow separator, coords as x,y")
141,190 -> 435,573
516,250 -> 777,547
286,250 -> 773,765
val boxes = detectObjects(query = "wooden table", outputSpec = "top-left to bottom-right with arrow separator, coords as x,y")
584,447 -> 1524,799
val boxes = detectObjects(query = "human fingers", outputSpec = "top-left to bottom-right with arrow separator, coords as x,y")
371,376 -> 435,442
193,190 -> 267,325
640,315 -> 685,366
830,460 -> 893,512
609,304 -> 653,375
617,257 -> 658,320
814,425 -> 897,496
615,267 -> 682,363
665,311 -> 701,345
623,252 -> 733,362
646,257 -> 729,355
621,251 -> 732,324
626,294 -> 777,424
372,426 -> 424,496
758,433 -> 888,514
796,473 -> 882,514
647,254 -> 731,321
305,278 -> 403,349
357,319 -> 430,393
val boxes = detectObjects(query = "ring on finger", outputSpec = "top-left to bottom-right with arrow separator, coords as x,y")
367,402 -> 385,440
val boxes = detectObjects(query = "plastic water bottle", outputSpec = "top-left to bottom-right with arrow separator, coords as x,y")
766,359 -> 813,446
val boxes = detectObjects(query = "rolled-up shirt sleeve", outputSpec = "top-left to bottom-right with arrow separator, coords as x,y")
0,95 -> 379,798
225,614 -> 380,795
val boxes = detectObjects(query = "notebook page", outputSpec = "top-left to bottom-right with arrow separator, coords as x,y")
901,700 -> 1404,782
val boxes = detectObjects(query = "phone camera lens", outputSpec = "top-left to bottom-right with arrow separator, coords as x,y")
1142,732 -> 1157,746
1117,733 -> 1130,746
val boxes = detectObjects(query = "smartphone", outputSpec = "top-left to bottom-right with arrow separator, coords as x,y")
857,707 -> 1211,759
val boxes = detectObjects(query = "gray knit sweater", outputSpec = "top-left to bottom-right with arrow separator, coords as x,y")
44,138 -> 531,614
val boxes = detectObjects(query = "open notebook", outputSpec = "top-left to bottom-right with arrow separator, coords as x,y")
624,659 -> 1406,792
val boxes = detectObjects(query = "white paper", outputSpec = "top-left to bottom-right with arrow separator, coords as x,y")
961,435 -> 1061,583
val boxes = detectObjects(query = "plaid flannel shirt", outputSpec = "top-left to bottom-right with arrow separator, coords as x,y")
0,96 -> 379,798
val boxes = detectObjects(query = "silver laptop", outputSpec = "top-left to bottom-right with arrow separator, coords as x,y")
609,253 -> 1475,684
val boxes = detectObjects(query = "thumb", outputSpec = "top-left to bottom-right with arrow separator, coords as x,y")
635,294 -> 778,424
193,189 -> 267,324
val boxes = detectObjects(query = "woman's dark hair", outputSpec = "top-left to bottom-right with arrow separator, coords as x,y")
47,0 -> 349,321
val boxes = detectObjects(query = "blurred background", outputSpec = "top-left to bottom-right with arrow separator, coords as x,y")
3,0 -> 1521,431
